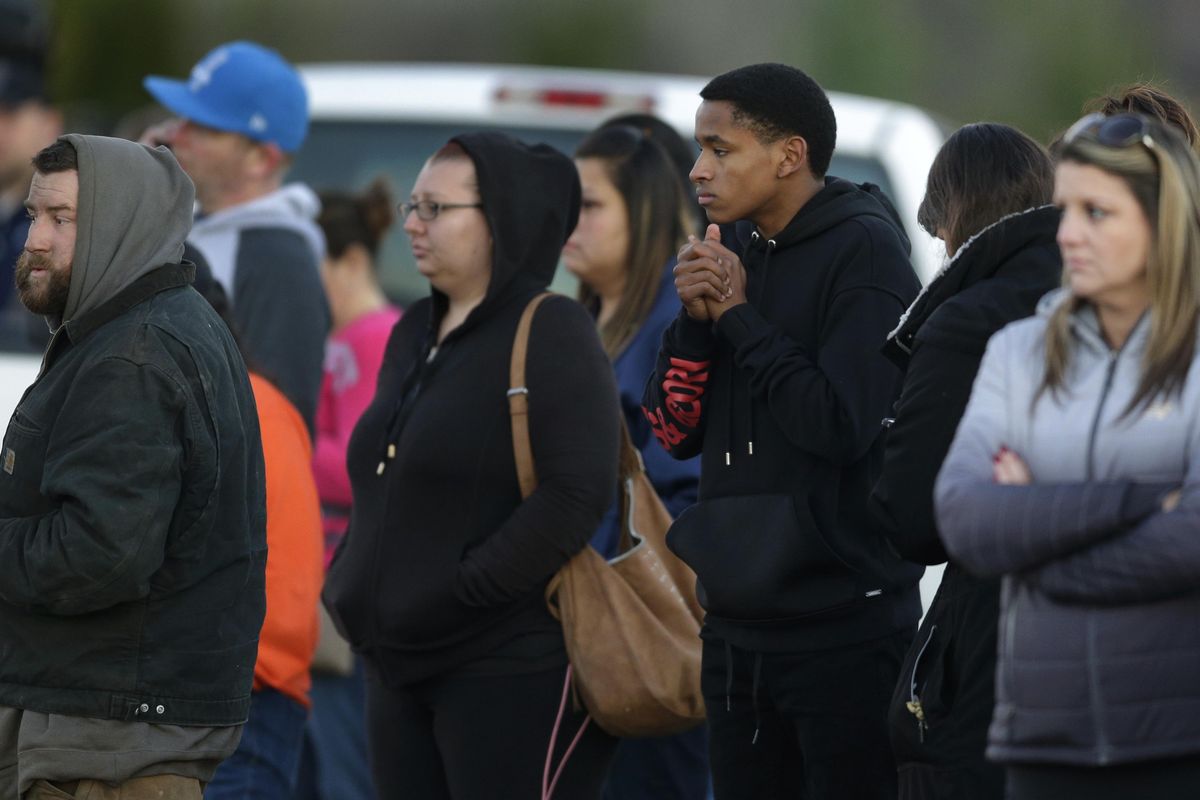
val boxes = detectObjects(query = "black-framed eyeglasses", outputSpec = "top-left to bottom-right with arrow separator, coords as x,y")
1063,112 -> 1156,151
399,200 -> 483,221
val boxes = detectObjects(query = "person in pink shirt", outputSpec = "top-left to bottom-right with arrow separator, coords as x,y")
297,178 -> 401,800
313,179 -> 402,559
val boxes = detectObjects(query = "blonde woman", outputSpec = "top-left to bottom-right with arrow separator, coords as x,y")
936,114 -> 1200,798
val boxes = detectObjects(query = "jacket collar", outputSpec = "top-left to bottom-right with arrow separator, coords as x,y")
886,205 -> 1059,358
63,262 -> 195,344
1037,288 -> 1152,359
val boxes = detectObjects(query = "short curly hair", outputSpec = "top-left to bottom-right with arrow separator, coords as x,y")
32,139 -> 76,173
700,63 -> 837,177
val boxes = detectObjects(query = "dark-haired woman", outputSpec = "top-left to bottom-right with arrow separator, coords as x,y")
598,113 -> 703,233
869,122 -> 1061,800
563,124 -> 707,800
937,114 -> 1200,799
297,179 -> 401,800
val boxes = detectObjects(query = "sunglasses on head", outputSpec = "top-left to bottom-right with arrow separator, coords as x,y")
1063,112 -> 1156,150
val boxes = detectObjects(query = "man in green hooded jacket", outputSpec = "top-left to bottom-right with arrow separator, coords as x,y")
0,135 -> 266,799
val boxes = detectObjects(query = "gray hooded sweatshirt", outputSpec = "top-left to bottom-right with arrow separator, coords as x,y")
935,288 -> 1200,767
53,134 -> 194,328
186,182 -> 329,430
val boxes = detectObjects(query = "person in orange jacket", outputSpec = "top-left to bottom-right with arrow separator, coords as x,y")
196,264 -> 325,798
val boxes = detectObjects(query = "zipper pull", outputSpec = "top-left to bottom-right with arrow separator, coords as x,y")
905,699 -> 927,743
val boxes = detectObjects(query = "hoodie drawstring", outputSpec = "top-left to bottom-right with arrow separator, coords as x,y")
747,239 -> 775,458
723,362 -> 735,467
377,340 -> 437,475
726,234 -> 776,466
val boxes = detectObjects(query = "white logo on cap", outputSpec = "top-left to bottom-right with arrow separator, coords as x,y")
189,47 -> 231,92
249,113 -> 268,133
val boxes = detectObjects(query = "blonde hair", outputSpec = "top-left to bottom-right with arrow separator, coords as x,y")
1042,119 -> 1200,414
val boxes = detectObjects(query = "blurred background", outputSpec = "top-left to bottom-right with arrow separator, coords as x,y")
32,0 -> 1198,142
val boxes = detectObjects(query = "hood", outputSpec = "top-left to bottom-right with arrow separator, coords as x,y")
438,132 -> 580,326
756,177 -> 911,255
189,183 -> 325,294
57,134 -> 195,326
885,204 -> 1060,359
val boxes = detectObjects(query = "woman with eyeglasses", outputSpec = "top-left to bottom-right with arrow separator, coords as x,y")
322,133 -> 620,798
869,123 -> 1060,800
562,123 -> 707,800
936,113 -> 1200,799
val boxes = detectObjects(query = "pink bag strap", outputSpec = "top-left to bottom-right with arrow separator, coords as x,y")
541,664 -> 591,800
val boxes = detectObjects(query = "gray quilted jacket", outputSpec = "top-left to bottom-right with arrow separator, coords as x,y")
936,289 -> 1200,766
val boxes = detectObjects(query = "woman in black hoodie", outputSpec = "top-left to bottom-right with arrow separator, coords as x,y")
323,133 -> 620,798
869,123 -> 1060,800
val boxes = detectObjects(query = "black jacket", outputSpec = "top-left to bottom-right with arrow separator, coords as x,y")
642,177 -> 922,652
323,132 -> 619,685
870,205 -> 1061,798
0,264 -> 266,725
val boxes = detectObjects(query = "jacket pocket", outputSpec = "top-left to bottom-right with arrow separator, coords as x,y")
322,525 -> 370,649
666,493 -> 860,621
0,408 -> 51,515
894,621 -> 951,746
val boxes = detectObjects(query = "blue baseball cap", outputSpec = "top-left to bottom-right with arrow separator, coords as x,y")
143,41 -> 309,153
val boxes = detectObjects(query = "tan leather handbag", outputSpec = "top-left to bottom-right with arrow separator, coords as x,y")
508,293 -> 705,738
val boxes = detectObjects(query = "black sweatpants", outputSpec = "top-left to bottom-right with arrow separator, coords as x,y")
703,629 -> 912,800
364,662 -> 617,799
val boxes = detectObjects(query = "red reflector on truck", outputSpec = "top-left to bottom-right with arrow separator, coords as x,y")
493,85 -> 655,114
539,90 -> 607,107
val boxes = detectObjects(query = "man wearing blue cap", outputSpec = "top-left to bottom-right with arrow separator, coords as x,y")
143,42 -> 329,800
144,41 -> 329,433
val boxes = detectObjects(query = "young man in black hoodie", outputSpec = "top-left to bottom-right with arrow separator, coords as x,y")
643,63 -> 922,799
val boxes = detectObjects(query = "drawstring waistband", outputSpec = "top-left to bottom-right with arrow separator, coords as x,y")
751,652 -> 763,745
723,641 -> 766,746
724,640 -> 734,711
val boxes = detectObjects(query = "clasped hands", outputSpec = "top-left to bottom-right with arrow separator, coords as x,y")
673,224 -> 748,323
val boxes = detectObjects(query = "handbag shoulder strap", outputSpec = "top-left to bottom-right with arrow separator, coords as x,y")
508,293 -> 554,499
508,291 -> 643,507
617,416 -> 644,481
